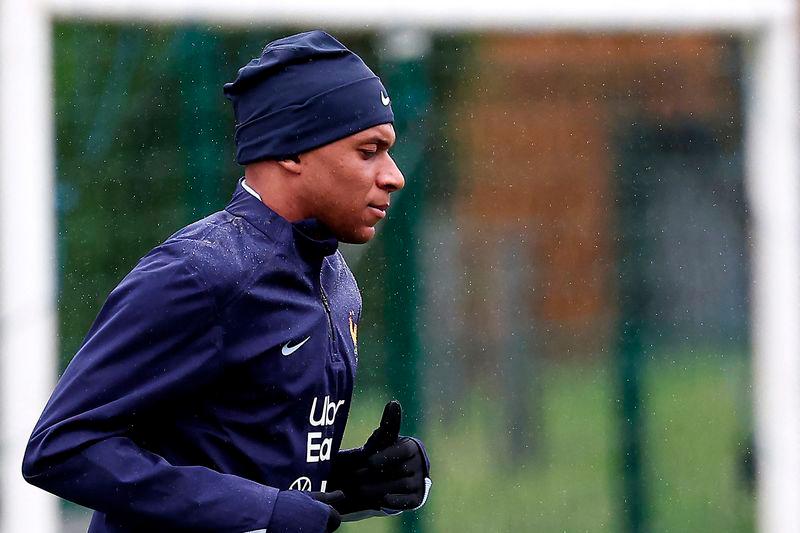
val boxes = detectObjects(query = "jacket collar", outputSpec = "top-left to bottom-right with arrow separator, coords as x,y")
225,179 -> 339,259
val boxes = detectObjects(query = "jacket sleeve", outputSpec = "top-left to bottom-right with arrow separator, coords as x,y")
22,243 -> 276,532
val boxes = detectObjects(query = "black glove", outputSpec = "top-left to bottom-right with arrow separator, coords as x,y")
328,400 -> 430,516
309,490 -> 344,532
358,436 -> 428,510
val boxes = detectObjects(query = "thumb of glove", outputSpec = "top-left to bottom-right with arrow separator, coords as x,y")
363,400 -> 402,455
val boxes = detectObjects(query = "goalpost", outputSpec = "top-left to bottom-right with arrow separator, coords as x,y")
1,1 -> 797,532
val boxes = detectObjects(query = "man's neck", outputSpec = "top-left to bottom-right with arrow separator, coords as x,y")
241,178 -> 262,201
242,169 -> 309,222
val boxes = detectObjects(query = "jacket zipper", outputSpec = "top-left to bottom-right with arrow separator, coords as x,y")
320,284 -> 335,351
320,279 -> 342,441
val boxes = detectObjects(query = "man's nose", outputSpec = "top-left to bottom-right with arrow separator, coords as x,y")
378,156 -> 405,192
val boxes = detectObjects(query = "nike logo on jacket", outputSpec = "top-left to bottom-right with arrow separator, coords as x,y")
282,336 -> 312,356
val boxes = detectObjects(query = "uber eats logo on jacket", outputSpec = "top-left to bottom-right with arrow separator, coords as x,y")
307,395 -> 345,463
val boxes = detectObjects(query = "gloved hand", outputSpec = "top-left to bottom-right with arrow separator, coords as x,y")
328,400 -> 431,518
309,490 -> 344,532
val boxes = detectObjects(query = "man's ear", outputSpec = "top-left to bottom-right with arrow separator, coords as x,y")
276,155 -> 302,174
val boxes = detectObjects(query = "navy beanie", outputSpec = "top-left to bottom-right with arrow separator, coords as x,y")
223,30 -> 395,165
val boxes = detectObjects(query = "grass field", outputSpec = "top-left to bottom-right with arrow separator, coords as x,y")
61,351 -> 754,532
341,351 -> 754,532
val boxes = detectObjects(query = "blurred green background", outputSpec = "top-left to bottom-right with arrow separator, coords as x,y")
54,24 -> 754,532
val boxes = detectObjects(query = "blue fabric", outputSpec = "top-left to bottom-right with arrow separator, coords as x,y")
223,30 -> 394,164
23,181 -> 361,532
269,491 -> 332,533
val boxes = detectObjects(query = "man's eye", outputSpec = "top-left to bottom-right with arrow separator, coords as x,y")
361,150 -> 377,159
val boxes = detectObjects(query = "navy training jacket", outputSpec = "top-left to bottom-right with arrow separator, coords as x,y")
23,181 -> 361,532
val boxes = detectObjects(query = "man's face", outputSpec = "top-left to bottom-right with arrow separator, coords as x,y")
298,123 -> 405,244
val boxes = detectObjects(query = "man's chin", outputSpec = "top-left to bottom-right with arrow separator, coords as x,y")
337,226 -> 376,245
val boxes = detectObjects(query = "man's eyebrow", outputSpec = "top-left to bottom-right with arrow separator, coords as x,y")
359,136 -> 394,148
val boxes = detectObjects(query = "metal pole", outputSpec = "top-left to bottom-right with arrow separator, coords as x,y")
744,17 -> 800,533
0,0 -> 60,531
614,127 -> 650,533
380,28 -> 432,533
178,27 -> 224,220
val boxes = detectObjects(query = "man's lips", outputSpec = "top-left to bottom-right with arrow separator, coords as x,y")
368,203 -> 389,219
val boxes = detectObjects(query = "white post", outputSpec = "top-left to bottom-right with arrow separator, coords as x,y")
744,16 -> 800,533
0,0 -> 60,532
0,2 -> 794,533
